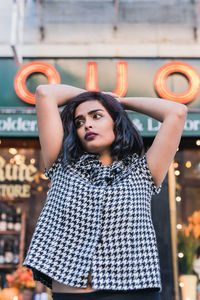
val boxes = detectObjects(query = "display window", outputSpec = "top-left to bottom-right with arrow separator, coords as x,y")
174,138 -> 200,300
0,138 -> 50,299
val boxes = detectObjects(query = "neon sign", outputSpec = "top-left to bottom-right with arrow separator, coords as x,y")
14,61 -> 61,105
86,61 -> 128,97
154,61 -> 200,104
14,61 -> 128,104
14,60 -> 200,105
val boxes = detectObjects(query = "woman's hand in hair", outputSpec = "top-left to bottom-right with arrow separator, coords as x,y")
102,91 -> 124,106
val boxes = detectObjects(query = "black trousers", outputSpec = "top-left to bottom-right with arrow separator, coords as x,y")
52,289 -> 162,300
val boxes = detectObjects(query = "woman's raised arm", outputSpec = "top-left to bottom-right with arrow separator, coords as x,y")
120,97 -> 188,188
35,84 -> 86,171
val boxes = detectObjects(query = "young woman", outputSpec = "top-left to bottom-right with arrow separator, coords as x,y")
23,84 -> 187,300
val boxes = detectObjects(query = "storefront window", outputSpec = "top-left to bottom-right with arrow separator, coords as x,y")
0,138 -> 51,298
174,139 -> 200,299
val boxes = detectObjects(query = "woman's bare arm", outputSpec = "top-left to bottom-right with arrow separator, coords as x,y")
121,97 -> 188,188
35,84 -> 86,170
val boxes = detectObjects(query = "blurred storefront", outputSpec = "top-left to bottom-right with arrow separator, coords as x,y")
174,139 -> 200,300
0,138 -> 51,299
0,58 -> 200,300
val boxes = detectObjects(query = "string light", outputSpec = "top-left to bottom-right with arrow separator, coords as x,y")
176,196 -> 182,202
178,252 -> 184,258
177,224 -> 182,229
9,148 -> 17,155
175,151 -> 187,281
30,158 -> 36,164
196,139 -> 200,146
37,186 -> 43,192
185,161 -> 192,168
174,162 -> 179,168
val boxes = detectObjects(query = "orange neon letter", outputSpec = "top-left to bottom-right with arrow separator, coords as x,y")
86,61 -> 128,97
14,61 -> 60,105
154,61 -> 200,104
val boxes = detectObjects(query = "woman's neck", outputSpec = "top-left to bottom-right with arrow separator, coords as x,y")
98,152 -> 113,166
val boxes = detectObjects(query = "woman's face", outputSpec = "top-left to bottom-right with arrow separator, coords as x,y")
74,100 -> 115,155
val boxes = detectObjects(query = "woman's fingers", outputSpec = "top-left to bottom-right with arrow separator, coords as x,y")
101,91 -> 124,106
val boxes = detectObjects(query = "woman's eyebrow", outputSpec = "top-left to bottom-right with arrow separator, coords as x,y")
74,109 -> 104,121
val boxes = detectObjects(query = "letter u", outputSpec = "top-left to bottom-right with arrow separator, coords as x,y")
86,61 -> 128,97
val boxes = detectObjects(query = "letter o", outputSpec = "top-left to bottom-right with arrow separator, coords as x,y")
14,61 -> 61,105
154,61 -> 200,104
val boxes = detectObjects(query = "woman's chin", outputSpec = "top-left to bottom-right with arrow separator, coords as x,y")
84,145 -> 105,155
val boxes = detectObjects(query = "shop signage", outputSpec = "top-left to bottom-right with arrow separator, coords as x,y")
14,60 -> 200,105
154,61 -> 200,104
1,58 -> 200,136
0,184 -> 30,199
129,113 -> 200,137
0,117 -> 37,133
0,156 -> 37,199
14,61 -> 128,104
0,112 -> 199,137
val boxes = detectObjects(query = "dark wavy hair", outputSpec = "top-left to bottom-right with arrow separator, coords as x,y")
60,91 -> 144,163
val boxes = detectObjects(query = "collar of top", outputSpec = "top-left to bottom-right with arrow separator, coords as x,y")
70,152 -> 138,185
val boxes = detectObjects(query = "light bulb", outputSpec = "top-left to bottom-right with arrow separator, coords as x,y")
196,139 -> 200,146
178,252 -> 184,258
185,161 -> 191,168
9,148 -> 17,155
30,158 -> 36,164
177,224 -> 182,229
175,170 -> 180,176
174,162 -> 179,168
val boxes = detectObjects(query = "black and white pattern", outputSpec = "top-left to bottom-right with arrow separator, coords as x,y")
23,152 -> 162,292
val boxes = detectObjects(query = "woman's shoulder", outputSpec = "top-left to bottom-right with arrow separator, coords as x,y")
127,151 -> 162,195
44,154 -> 87,180
44,156 -> 62,180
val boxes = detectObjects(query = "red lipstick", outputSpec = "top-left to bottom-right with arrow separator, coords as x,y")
84,131 -> 98,140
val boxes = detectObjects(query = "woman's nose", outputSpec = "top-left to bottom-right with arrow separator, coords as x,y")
85,124 -> 92,130
84,119 -> 93,129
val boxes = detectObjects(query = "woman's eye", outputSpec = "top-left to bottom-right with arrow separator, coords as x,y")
94,113 -> 102,119
75,114 -> 102,127
75,120 -> 83,127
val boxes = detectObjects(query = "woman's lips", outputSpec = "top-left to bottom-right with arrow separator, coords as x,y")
85,134 -> 98,141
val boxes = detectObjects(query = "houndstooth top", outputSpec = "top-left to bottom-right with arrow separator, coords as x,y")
23,151 -> 163,292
